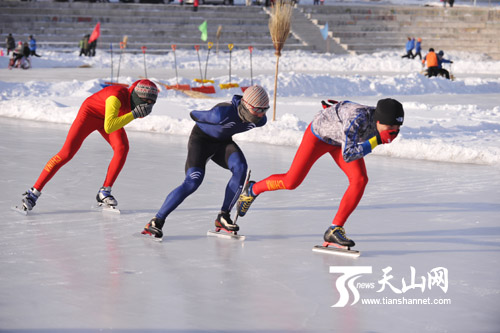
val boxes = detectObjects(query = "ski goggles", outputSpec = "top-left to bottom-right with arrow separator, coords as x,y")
243,99 -> 270,114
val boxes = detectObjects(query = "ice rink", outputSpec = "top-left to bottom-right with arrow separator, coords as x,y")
1,116 -> 499,332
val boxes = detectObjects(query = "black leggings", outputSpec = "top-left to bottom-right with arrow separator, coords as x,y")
156,125 -> 248,220
185,125 -> 242,172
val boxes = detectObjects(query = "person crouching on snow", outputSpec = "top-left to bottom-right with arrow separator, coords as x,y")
237,98 -> 404,248
142,85 -> 269,240
19,80 -> 159,212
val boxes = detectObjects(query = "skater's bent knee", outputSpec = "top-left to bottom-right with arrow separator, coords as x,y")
230,163 -> 247,178
352,175 -> 369,188
183,169 -> 204,192
112,143 -> 129,155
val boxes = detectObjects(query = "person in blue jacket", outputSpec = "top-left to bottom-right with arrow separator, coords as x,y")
437,50 -> 453,80
412,37 -> 422,60
401,37 -> 415,59
28,35 -> 41,57
142,85 -> 269,240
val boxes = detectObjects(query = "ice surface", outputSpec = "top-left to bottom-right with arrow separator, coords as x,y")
1,117 -> 499,332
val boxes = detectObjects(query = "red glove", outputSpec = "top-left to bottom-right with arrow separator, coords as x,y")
377,129 -> 399,144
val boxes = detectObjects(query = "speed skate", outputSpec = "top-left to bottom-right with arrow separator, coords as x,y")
312,242 -> 360,258
137,231 -> 163,242
92,203 -> 120,214
11,205 -> 28,216
207,228 -> 245,241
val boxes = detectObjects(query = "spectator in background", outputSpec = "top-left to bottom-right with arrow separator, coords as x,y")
88,38 -> 97,57
28,35 -> 42,57
6,33 -> 15,56
443,0 -> 454,7
11,41 -> 24,68
413,37 -> 422,60
437,50 -> 453,79
422,48 -> 439,78
79,34 -> 89,57
20,42 -> 32,69
9,41 -> 30,69
401,37 -> 415,59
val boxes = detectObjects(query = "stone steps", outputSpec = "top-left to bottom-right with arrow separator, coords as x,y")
301,4 -> 500,59
1,1 -> 498,59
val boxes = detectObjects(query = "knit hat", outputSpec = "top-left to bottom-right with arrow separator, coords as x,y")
374,98 -> 404,126
242,85 -> 269,112
134,80 -> 158,103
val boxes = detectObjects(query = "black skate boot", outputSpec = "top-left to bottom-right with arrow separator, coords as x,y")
21,187 -> 41,211
237,181 -> 257,217
142,217 -> 165,239
96,186 -> 117,207
215,211 -> 239,232
323,226 -> 355,248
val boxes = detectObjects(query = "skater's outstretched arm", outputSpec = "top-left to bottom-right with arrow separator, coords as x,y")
103,95 -> 135,134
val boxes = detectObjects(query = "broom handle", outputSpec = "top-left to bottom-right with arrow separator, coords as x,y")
204,48 -> 211,82
110,43 -> 113,83
117,48 -> 122,80
173,50 -> 179,85
272,55 -> 280,121
196,48 -> 203,86
250,48 -> 253,86
229,49 -> 232,83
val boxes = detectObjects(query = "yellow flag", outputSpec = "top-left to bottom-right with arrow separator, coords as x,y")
199,20 -> 208,42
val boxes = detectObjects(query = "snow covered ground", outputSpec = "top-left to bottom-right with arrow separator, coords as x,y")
0,44 -> 499,332
1,49 -> 500,166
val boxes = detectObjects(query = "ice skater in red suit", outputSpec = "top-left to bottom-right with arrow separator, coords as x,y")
18,79 -> 159,212
237,98 -> 405,248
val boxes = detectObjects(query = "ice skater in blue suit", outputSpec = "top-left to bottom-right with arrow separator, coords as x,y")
142,85 -> 270,239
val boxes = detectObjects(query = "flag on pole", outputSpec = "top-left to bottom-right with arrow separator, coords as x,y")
89,22 -> 101,43
320,23 -> 329,41
199,20 -> 208,42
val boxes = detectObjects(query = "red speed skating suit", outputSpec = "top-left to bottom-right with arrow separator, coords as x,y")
33,82 -> 140,191
252,101 -> 380,226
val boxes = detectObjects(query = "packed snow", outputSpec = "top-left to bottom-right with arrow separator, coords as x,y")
1,47 -> 499,166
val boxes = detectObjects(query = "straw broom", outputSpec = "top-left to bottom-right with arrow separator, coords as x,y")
269,0 -> 293,121
216,25 -> 222,56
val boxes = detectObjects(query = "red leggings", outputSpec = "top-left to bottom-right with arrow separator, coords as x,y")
34,111 -> 129,191
252,125 -> 368,226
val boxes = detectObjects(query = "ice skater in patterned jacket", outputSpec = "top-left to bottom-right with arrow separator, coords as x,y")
142,85 -> 269,240
18,79 -> 159,212
237,98 -> 404,248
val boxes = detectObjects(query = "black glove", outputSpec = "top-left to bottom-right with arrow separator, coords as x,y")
321,99 -> 339,109
132,103 -> 154,119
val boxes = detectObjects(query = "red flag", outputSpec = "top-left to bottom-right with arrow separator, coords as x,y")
89,22 -> 100,43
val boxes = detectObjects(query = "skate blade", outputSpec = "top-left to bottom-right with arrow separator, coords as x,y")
11,205 -> 28,216
92,204 -> 120,214
207,230 -> 245,241
135,231 -> 163,242
312,245 -> 360,258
